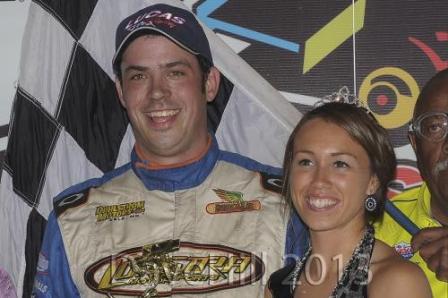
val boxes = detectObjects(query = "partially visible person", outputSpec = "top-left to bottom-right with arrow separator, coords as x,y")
32,3 -> 305,297
266,93 -> 431,298
0,267 -> 17,298
375,68 -> 448,297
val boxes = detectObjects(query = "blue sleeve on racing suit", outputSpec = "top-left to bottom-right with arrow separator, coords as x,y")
32,163 -> 130,297
32,211 -> 80,297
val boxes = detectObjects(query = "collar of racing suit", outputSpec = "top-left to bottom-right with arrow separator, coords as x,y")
131,135 -> 220,192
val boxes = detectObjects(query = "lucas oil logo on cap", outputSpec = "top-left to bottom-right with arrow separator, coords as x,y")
84,239 -> 264,296
125,9 -> 186,32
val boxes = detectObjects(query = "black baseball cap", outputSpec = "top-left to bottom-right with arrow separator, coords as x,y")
112,3 -> 213,74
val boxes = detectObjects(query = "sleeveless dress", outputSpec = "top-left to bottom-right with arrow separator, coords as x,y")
268,225 -> 375,298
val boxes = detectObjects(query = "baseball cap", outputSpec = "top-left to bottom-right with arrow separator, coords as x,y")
112,3 -> 213,74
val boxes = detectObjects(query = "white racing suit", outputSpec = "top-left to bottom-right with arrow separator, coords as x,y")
32,136 -> 306,297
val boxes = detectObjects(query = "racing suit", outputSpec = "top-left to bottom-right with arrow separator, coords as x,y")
32,136 -> 306,297
375,183 -> 448,298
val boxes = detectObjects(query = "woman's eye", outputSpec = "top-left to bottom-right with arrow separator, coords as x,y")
334,160 -> 349,168
297,159 -> 312,167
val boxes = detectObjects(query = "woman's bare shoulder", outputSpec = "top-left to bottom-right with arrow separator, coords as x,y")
367,239 -> 432,298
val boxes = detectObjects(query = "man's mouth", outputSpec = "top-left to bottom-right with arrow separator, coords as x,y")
147,109 -> 180,123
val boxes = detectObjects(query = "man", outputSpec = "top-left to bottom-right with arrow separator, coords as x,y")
32,3 -> 305,297
375,68 -> 448,297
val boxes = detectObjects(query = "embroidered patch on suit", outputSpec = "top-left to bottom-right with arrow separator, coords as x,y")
95,201 -> 145,222
84,239 -> 264,296
206,189 -> 261,214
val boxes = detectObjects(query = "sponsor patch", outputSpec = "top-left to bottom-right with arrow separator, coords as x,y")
260,172 -> 283,194
394,242 -> 414,259
95,201 -> 145,222
54,191 -> 89,217
206,189 -> 261,214
125,9 -> 186,32
84,239 -> 264,296
36,253 -> 49,274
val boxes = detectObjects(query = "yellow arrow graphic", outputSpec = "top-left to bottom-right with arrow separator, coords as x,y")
303,0 -> 366,74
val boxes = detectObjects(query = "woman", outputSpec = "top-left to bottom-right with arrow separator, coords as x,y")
267,99 -> 431,297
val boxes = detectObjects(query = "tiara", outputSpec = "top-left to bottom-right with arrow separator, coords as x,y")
315,86 -> 374,116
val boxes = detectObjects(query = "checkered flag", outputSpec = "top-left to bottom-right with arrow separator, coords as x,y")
0,0 -> 300,296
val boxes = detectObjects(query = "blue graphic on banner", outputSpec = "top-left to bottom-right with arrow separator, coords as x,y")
196,0 -> 300,53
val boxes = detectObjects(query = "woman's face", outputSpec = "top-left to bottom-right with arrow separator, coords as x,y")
290,118 -> 378,233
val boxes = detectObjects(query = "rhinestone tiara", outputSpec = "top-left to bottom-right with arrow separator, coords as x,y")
315,86 -> 372,115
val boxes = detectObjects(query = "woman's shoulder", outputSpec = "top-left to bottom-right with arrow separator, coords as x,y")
371,238 -> 409,264
368,239 -> 431,298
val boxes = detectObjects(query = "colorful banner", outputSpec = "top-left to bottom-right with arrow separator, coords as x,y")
191,0 -> 447,192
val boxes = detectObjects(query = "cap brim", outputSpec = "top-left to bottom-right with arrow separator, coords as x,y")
112,26 -> 200,72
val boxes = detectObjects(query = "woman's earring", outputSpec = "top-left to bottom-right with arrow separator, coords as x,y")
365,195 -> 377,212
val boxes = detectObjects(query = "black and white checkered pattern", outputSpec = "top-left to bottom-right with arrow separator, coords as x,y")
0,0 -> 300,296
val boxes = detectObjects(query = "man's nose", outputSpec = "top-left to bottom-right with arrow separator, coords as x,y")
150,75 -> 169,101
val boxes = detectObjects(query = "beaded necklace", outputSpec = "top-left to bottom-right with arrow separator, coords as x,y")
291,225 -> 375,297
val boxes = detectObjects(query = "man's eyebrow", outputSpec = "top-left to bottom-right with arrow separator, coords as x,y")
164,60 -> 192,69
123,60 -> 193,73
123,65 -> 147,74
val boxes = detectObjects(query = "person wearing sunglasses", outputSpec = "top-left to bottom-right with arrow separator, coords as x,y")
375,68 -> 448,297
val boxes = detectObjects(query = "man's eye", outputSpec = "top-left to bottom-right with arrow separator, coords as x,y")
168,70 -> 185,78
131,73 -> 145,80
421,116 -> 447,135
334,161 -> 349,168
422,122 -> 445,137
428,123 -> 443,133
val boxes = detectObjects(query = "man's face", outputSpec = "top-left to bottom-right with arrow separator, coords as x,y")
410,81 -> 448,218
116,35 -> 219,165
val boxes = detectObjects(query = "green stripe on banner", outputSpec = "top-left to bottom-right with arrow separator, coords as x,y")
303,0 -> 366,74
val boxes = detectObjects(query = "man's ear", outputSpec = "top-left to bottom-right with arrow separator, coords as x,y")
115,79 -> 126,108
205,67 -> 220,103
408,132 -> 417,153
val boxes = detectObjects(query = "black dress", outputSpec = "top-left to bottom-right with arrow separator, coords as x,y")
268,225 -> 375,298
